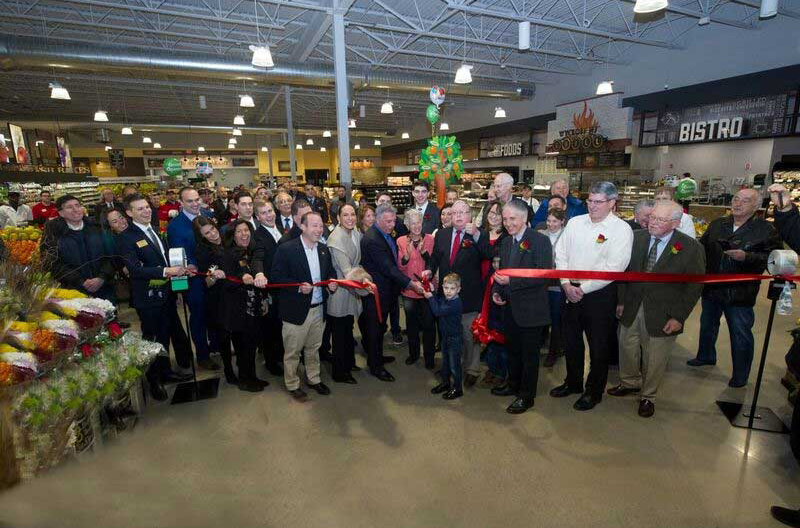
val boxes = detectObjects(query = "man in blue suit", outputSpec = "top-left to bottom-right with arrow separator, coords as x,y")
167,186 -> 219,371
532,179 -> 587,224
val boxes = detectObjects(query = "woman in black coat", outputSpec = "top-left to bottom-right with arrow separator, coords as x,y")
193,216 -> 236,384
219,219 -> 268,392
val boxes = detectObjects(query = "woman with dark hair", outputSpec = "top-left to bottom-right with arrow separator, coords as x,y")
358,205 -> 375,233
538,208 -> 567,367
219,219 -> 268,391
480,200 -> 509,388
193,216 -> 236,383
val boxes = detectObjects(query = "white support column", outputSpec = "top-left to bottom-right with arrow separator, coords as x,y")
285,87 -> 297,180
332,0 -> 351,192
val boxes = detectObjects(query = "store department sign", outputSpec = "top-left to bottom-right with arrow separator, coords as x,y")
545,93 -> 633,154
645,94 -> 791,146
479,133 -> 531,159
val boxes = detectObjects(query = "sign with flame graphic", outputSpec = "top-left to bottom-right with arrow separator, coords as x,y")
546,94 -> 633,155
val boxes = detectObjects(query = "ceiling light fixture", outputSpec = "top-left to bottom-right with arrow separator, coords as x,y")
261,146 -> 268,152
104,146 -> 112,151
518,21 -> 531,50
94,110 -> 109,122
320,147 -> 327,152
596,80 -> 614,95
380,101 -> 394,114
249,45 -> 274,68
232,128 -> 242,136
323,130 -> 332,137
306,138 -> 314,145
633,0 -> 669,13
354,144 -> 361,150
494,107 -> 507,118
440,122 -> 450,131
49,82 -> 70,100
760,0 -> 778,18
239,94 -> 255,107
374,139 -> 381,146
142,136 -> 152,143
296,144 -> 303,149
348,119 -> 356,128
229,138 -> 237,145
153,143 -> 162,149
401,132 -> 410,139
121,126 -> 133,135
359,104 -> 366,118
233,115 -> 245,125
198,146 -> 205,152
454,64 -> 473,84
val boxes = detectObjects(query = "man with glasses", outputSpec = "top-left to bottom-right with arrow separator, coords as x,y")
412,181 -> 440,235
609,201 -> 704,417
376,192 -> 407,345
532,179 -> 587,225
551,181 -> 633,411
687,188 -> 781,388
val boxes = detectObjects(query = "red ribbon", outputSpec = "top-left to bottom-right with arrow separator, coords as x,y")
192,273 -> 382,323
473,267 -> 797,345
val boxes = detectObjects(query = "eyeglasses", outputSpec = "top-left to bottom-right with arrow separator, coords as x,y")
649,216 -> 673,224
586,199 -> 610,205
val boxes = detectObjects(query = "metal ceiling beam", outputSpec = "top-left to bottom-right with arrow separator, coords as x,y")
344,20 -> 624,63
289,0 -> 356,62
615,0 -> 752,28
444,2 -> 681,48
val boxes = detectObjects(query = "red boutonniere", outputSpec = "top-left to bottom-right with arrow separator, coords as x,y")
596,234 -> 607,244
519,239 -> 530,252
671,242 -> 683,255
461,238 -> 474,249
424,213 -> 431,221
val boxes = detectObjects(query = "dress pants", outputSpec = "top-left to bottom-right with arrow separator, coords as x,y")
618,306 -> 676,401
282,305 -> 325,390
562,284 -> 617,399
504,310 -> 545,400
486,342 -> 508,378
329,314 -> 356,379
461,312 -> 482,376
440,334 -> 463,390
390,300 -> 402,338
697,296 -> 755,385
260,306 -> 285,367
547,289 -> 564,354
136,299 -> 192,381
361,295 -> 390,373
402,296 -> 435,365
230,320 -> 259,382
183,279 -> 210,362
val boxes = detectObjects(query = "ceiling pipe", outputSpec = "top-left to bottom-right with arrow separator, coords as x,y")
0,35 -> 534,100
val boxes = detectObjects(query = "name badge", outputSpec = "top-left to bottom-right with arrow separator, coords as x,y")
136,239 -> 148,248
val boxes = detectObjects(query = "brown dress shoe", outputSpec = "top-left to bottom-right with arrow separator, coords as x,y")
638,399 -> 655,417
607,384 -> 640,397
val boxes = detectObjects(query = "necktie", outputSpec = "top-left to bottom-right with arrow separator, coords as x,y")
450,230 -> 462,266
146,226 -> 166,265
284,217 -> 290,229
646,238 -> 660,272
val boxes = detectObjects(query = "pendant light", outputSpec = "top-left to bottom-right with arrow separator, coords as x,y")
153,143 -> 162,149
49,82 -> 70,100
233,115 -> 245,125
198,146 -> 205,152
354,144 -> 361,150
374,139 -> 382,146
232,128 -> 242,136
94,110 -> 109,122
142,136 -> 152,143
595,81 -> 614,95
380,101 -> 394,114
401,132 -> 410,139
440,122 -> 450,131
494,107 -> 506,118
323,130 -> 332,137
121,127 -> 133,135
239,94 -> 255,107
760,0 -> 778,18
320,147 -> 327,152
296,144 -> 303,149
249,0 -> 274,67
229,137 -> 237,145
261,146 -> 269,152
104,145 -> 112,151
633,0 -> 668,13
348,119 -> 356,128
306,138 -> 314,145
454,17 -> 473,85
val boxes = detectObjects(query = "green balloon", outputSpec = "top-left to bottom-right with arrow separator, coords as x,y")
163,157 -> 182,177
426,104 -> 439,125
674,178 -> 697,200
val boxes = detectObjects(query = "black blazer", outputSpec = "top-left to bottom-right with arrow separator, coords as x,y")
427,227 -> 492,313
115,224 -> 172,309
278,223 -> 302,245
196,243 -> 226,322
416,203 -> 441,235
360,225 -> 411,311
219,245 -> 264,332
251,224 -> 278,277
270,236 -> 335,325
94,201 -> 124,222
41,217 -> 115,294
493,227 -> 552,327
308,196 -> 329,224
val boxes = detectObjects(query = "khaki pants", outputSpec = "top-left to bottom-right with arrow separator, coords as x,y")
282,305 -> 324,391
461,312 -> 481,376
618,306 -> 676,401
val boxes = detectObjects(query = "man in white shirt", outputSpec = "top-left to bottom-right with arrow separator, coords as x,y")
7,191 -> 33,226
221,191 -> 256,236
412,181 -> 441,235
275,191 -> 294,234
551,181 -> 634,411
520,184 -> 540,214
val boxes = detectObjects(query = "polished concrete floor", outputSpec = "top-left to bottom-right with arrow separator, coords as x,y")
1,293 -> 800,528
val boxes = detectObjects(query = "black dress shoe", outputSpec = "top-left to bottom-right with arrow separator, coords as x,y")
351,365 -> 362,372
382,355 -> 396,364
372,369 -> 395,382
307,382 -> 331,395
771,506 -> 800,527
507,398 -> 534,414
252,377 -> 270,388
686,358 -> 716,367
431,382 -> 451,394
573,393 -> 600,411
289,388 -> 308,402
606,384 -> 641,397
238,380 -> 265,392
443,388 -> 463,400
405,356 -> 419,365
728,379 -> 747,388
265,362 -> 284,376
333,375 -> 358,384
491,384 -> 516,397
163,371 -> 193,384
638,398 -> 655,418
549,383 -> 583,398
149,383 -> 168,401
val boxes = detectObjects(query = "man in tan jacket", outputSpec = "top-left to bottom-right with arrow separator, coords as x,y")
610,201 -> 705,417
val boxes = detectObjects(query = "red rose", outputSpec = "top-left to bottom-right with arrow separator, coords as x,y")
80,343 -> 94,359
461,239 -> 473,248
106,322 -> 124,339
519,239 -> 530,252
596,234 -> 607,244
671,242 -> 683,255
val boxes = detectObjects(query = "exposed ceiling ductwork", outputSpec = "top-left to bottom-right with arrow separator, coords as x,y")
0,36 -> 534,101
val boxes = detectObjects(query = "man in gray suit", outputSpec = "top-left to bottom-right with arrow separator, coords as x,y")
609,201 -> 705,417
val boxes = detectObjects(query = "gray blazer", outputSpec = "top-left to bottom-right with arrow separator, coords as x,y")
326,225 -> 366,318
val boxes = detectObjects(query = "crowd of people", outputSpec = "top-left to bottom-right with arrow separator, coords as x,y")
6,174 -> 789,420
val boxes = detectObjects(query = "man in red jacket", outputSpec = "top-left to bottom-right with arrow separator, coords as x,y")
31,190 -> 59,226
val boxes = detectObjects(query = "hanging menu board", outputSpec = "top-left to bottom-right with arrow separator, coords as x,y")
648,93 -> 791,146
107,149 -> 125,169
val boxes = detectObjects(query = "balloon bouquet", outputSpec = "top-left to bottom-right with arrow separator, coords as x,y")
417,86 -> 464,208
